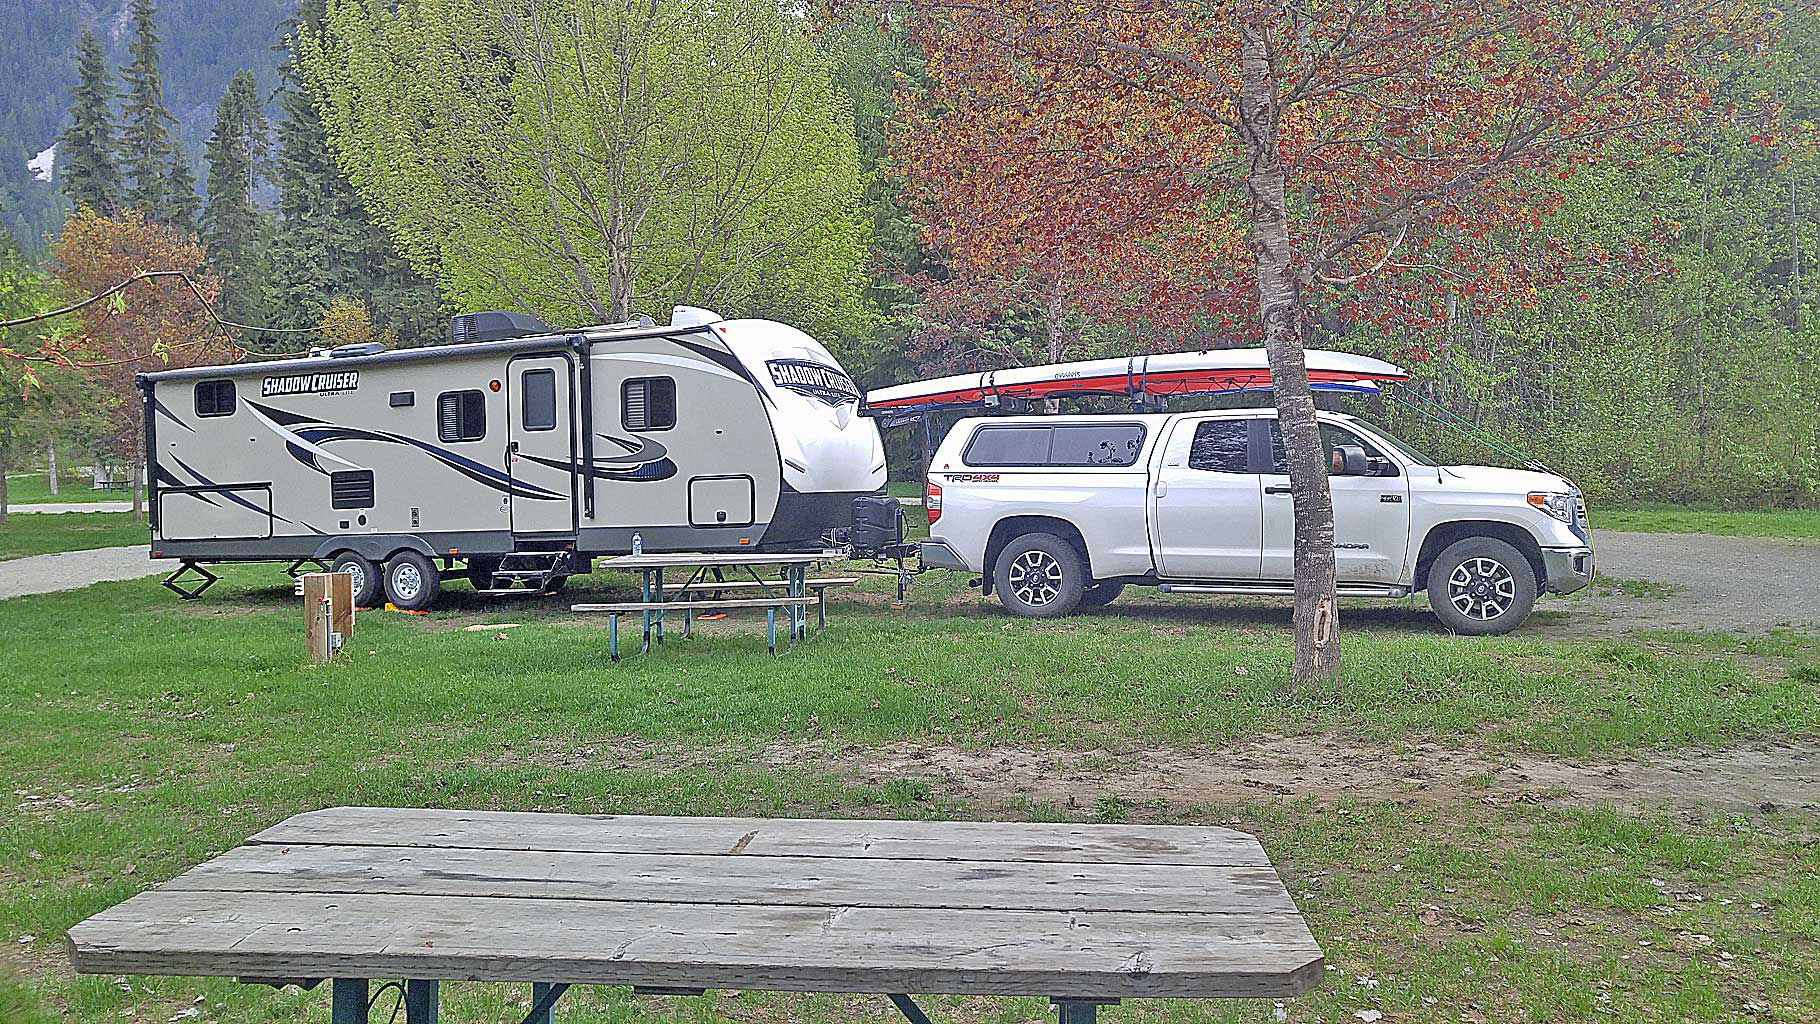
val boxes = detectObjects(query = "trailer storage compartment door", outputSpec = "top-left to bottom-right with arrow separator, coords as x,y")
689,475 -> 754,527
157,485 -> 274,542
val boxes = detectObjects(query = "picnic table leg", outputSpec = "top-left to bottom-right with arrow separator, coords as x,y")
640,570 -> 653,652
404,979 -> 438,1024
1052,1000 -> 1108,1023
609,613 -> 619,662
528,982 -> 563,1024
766,607 -> 777,655
818,586 -> 827,633
330,979 -> 368,1024
655,568 -> 665,644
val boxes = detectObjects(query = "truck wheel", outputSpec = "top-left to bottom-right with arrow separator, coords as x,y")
384,551 -> 442,611
1428,537 -> 1536,635
994,533 -> 1086,618
1080,582 -> 1126,608
330,552 -> 382,608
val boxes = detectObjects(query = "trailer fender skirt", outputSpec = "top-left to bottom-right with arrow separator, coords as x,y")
311,534 -> 437,563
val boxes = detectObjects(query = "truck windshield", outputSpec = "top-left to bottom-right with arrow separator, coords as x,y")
1357,423 -> 1437,467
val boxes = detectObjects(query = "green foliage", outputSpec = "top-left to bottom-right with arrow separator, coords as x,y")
299,0 -> 873,351
202,69 -> 272,337
117,0 -> 184,224
57,29 -> 121,216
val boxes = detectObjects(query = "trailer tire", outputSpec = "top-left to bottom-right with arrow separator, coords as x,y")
993,532 -> 1086,618
1427,537 -> 1536,636
384,550 -> 441,611
1080,582 -> 1126,608
330,552 -> 383,608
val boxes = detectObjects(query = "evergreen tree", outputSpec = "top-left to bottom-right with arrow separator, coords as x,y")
118,0 -> 179,221
203,70 -> 271,336
58,28 -> 121,214
272,0 -> 440,345
167,141 -> 200,233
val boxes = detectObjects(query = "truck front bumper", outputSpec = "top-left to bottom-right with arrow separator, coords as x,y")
1542,546 -> 1594,595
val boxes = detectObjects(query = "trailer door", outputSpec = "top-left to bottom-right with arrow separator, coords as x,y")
506,355 -> 578,535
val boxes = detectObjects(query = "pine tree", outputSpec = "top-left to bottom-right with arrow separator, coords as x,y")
168,141 -> 200,233
272,0 -> 440,345
203,70 -> 272,338
58,28 -> 122,214
119,0 -> 179,221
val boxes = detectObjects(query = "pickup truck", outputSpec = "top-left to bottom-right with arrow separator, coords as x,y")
916,410 -> 1594,634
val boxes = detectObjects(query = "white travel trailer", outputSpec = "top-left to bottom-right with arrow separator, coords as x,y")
139,308 -> 887,609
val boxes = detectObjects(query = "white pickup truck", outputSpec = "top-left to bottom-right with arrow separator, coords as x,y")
917,410 -> 1594,634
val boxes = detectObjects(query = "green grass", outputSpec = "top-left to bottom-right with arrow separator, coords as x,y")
3,471 -> 131,505
1594,503 -> 1820,540
4,575 -> 1819,1022
0,511 -> 149,561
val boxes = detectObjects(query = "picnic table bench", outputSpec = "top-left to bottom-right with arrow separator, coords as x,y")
67,807 -> 1324,1024
574,552 -> 854,658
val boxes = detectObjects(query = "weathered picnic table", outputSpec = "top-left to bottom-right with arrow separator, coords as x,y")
575,552 -> 849,658
67,807 -> 1324,1023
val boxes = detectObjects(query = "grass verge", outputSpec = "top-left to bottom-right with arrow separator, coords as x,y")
1594,504 -> 1820,540
0,512 -> 149,561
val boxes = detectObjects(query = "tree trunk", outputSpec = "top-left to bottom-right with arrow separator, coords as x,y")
132,438 -> 145,523
48,439 -> 59,496
1,448 -> 9,526
1237,13 -> 1340,686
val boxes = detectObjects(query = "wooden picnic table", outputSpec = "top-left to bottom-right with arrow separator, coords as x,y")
67,807 -> 1324,1024
588,551 -> 842,657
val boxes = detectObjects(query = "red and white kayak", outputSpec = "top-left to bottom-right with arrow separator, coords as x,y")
864,348 -> 1408,413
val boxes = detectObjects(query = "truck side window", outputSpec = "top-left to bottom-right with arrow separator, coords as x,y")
521,369 -> 557,431
437,390 -> 487,442
623,377 -> 676,431
1187,420 -> 1249,473
194,379 -> 236,417
964,426 -> 1052,466
1049,424 -> 1144,466
1267,422 -> 1392,474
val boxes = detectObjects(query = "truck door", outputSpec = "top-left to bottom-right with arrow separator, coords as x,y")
1259,420 -> 1410,584
505,354 -> 577,535
1150,417 -> 1264,580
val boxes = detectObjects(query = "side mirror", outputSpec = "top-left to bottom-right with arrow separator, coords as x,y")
1330,445 -> 1371,476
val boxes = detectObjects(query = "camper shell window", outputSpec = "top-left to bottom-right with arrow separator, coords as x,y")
194,379 -> 236,418
438,390 -> 487,442
521,369 -> 557,431
623,377 -> 676,431
964,423 -> 1146,467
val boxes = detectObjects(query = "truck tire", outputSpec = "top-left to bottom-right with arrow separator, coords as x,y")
1427,537 -> 1536,636
1080,581 -> 1126,608
994,533 -> 1086,618
384,550 -> 442,611
330,552 -> 382,609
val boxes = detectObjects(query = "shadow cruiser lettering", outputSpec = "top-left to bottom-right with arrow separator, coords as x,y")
767,359 -> 858,406
262,371 -> 360,398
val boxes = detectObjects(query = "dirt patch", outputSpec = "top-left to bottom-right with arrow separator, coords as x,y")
518,734 -> 1820,817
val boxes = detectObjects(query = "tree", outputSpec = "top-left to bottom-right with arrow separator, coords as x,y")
167,141 -> 200,234
51,208 -> 231,521
58,28 -> 122,215
318,296 -> 396,349
203,70 -> 272,337
119,0 -> 182,223
904,0 -> 1767,684
298,0 -> 871,337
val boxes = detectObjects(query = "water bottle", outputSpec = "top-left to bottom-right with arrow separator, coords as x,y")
631,531 -> 643,556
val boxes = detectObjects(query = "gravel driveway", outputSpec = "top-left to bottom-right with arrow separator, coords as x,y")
0,546 -> 166,600
1580,530 -> 1820,633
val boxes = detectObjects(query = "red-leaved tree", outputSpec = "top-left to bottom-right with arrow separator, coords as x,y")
901,0 -> 1770,684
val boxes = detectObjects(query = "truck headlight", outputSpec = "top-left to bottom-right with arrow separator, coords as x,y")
1527,491 -> 1576,524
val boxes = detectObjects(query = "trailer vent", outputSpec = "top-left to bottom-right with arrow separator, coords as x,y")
449,311 -> 554,345
331,470 -> 375,509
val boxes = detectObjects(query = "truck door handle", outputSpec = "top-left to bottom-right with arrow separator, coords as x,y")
507,441 -> 520,454
1154,481 -> 1169,498
1265,484 -> 1292,495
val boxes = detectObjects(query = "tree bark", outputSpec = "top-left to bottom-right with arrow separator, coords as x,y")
1,448 -> 9,526
1237,12 -> 1340,686
48,439 -> 59,496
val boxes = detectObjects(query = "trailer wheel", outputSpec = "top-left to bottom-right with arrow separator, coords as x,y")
1427,537 -> 1536,635
1080,581 -> 1126,608
330,552 -> 382,608
384,551 -> 441,611
993,532 -> 1086,618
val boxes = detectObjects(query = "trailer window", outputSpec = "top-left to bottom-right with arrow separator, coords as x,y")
521,369 -> 557,431
437,390 -> 487,442
194,379 -> 236,418
1188,420 -> 1249,473
622,377 -> 675,431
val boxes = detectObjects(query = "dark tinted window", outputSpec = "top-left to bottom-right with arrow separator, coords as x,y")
521,369 -> 557,431
438,390 -> 487,442
1266,422 -> 1389,474
1050,424 -> 1144,466
1188,420 -> 1250,473
194,379 -> 236,417
623,377 -> 676,431
964,426 -> 1053,466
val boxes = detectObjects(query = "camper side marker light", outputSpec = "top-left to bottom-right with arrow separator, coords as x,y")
490,380 -> 501,392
